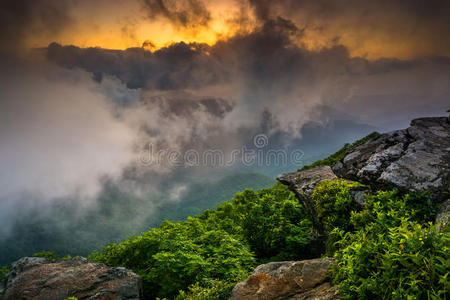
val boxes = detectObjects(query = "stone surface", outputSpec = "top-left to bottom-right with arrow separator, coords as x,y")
229,258 -> 338,300
1,257 -> 142,300
332,117 -> 450,202
277,166 -> 338,198
436,199 -> 450,231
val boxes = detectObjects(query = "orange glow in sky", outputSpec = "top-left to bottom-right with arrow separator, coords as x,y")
23,0 -> 449,60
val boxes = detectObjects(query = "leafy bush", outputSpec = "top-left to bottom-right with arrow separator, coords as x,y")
350,190 -> 437,229
0,266 -> 9,282
32,250 -> 59,260
224,186 -> 312,260
175,277 -> 246,300
331,191 -> 449,299
312,179 -> 364,233
90,221 -> 255,299
89,184 -> 313,299
299,132 -> 380,171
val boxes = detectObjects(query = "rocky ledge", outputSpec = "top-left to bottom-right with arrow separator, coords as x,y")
233,116 -> 449,300
278,116 -> 449,235
0,257 -> 142,300
332,117 -> 449,201
229,258 -> 338,300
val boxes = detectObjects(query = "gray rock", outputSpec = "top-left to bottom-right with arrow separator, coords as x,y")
436,199 -> 450,231
1,257 -> 142,300
332,117 -> 450,202
229,258 -> 339,300
349,189 -> 368,206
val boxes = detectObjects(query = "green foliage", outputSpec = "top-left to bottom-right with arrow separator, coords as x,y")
90,184 -> 312,299
219,186 -> 312,260
32,250 -> 59,260
175,276 -> 247,300
312,179 -> 364,233
350,190 -> 437,228
299,132 -> 380,171
331,190 -> 449,299
64,297 -> 78,300
91,222 -> 254,298
0,266 -> 9,282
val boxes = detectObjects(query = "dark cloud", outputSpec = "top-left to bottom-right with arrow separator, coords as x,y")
142,95 -> 233,118
249,0 -> 450,29
275,0 -> 450,57
47,42 -> 225,90
46,18 -> 305,93
0,0 -> 71,53
142,0 -> 211,29
46,14 -> 450,130
248,0 -> 272,21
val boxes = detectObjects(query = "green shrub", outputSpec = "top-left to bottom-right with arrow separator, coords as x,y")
175,276 -> 247,300
91,221 -> 255,299
299,132 -> 380,171
349,190 -> 437,231
312,179 -> 364,233
32,250 -> 59,260
0,266 -> 9,282
227,187 -> 312,260
89,184 -> 313,299
331,191 -> 449,299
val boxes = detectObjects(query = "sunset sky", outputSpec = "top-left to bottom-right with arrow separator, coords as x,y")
6,0 -> 450,59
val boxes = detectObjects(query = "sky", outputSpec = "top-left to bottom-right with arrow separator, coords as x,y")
0,0 -> 449,259
8,0 -> 450,60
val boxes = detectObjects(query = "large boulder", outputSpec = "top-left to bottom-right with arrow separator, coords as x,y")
229,258 -> 338,300
332,117 -> 450,202
1,257 -> 142,300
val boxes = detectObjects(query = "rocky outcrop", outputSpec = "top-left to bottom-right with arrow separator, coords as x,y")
229,258 -> 338,300
333,117 -> 449,202
1,257 -> 142,300
278,117 -> 449,240
234,116 -> 449,300
277,166 -> 369,235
